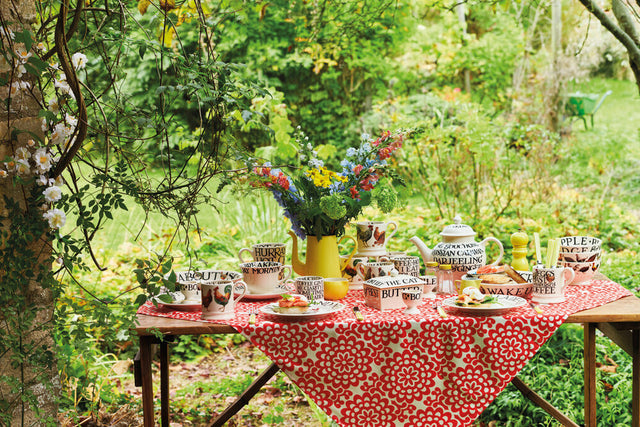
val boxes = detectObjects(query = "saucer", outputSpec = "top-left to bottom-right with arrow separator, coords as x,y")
241,292 -> 283,301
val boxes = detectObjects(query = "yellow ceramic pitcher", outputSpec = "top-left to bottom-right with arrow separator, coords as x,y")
289,231 -> 357,278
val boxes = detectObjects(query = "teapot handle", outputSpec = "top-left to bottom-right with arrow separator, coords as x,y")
480,237 -> 504,266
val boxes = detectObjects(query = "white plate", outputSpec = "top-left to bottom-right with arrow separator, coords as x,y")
442,295 -> 527,316
155,293 -> 202,312
241,292 -> 283,301
260,301 -> 346,322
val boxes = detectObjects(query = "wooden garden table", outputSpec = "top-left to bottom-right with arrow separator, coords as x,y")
134,281 -> 640,427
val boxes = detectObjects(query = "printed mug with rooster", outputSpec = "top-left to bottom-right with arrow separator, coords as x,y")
354,220 -> 398,256
201,279 -> 247,320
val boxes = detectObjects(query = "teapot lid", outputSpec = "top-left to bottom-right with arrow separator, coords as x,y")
440,215 -> 476,238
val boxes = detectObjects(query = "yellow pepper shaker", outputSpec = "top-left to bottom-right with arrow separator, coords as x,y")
510,231 -> 530,271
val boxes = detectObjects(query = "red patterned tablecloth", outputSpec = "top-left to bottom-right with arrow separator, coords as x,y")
138,279 -> 632,427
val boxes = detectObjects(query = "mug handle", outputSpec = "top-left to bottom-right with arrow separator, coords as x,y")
280,265 -> 293,283
278,279 -> 296,293
238,247 -> 253,264
338,235 -> 357,273
563,267 -> 576,286
480,237 -> 504,266
233,280 -> 248,302
386,221 -> 398,241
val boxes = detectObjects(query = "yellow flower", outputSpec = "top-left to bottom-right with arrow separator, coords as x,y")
305,167 -> 346,188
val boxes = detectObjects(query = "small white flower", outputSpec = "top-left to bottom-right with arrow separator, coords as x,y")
48,98 -> 60,114
306,143 -> 313,150
36,42 -> 46,51
54,175 -> 64,187
43,208 -> 66,229
15,46 -> 32,62
15,146 -> 30,161
0,170 -> 7,178
56,257 -> 63,265
41,118 -> 48,132
71,52 -> 87,70
15,64 -> 26,78
65,114 -> 78,127
0,26 -> 15,40
37,175 -> 49,186
43,185 -> 62,202
51,123 -> 72,146
27,139 -> 35,147
15,159 -> 30,175
33,147 -> 52,173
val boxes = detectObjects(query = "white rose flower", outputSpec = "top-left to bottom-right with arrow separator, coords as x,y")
15,46 -> 32,62
71,52 -> 87,70
15,159 -> 30,176
33,147 -> 52,173
43,208 -> 66,229
37,175 -> 49,186
43,186 -> 62,202
0,170 -> 7,178
15,146 -> 30,161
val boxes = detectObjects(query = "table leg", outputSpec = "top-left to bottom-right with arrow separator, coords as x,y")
160,340 -> 169,427
584,323 -> 597,427
633,329 -> 640,427
140,336 -> 155,427
209,362 -> 280,427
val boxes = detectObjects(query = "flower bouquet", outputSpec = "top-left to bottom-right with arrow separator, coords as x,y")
249,129 -> 405,240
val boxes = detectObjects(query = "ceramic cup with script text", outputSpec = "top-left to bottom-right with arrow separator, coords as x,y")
201,280 -> 247,320
390,255 -> 421,277
287,276 -> 325,302
177,280 -> 200,304
419,275 -> 437,299
171,270 -> 242,302
401,289 -> 423,314
238,243 -> 287,279
240,261 -> 293,295
531,265 -> 575,304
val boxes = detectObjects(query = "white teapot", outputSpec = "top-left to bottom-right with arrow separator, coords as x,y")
410,216 -> 504,281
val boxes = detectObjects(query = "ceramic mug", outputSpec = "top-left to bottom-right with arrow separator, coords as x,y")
201,280 -> 247,320
287,276 -> 325,302
357,261 -> 398,281
354,221 -> 398,255
419,274 -> 437,299
340,255 -> 368,284
401,289 -> 423,314
531,265 -> 576,304
390,256 -> 421,277
240,261 -> 293,295
238,243 -> 287,280
177,280 -> 200,304
455,278 -> 481,295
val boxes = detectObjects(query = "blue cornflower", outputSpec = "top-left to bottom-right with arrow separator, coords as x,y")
346,147 -> 357,157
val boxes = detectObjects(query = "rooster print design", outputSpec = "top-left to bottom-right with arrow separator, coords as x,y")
357,224 -> 385,248
203,284 -> 233,312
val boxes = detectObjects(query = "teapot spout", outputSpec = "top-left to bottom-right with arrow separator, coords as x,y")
410,236 -> 433,265
288,231 -> 306,276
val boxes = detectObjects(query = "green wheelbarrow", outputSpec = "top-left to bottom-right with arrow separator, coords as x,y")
563,90 -> 612,130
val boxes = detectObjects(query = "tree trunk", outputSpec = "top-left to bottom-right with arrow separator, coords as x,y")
0,0 -> 59,424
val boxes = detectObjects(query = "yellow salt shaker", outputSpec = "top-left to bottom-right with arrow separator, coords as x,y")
455,278 -> 482,295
